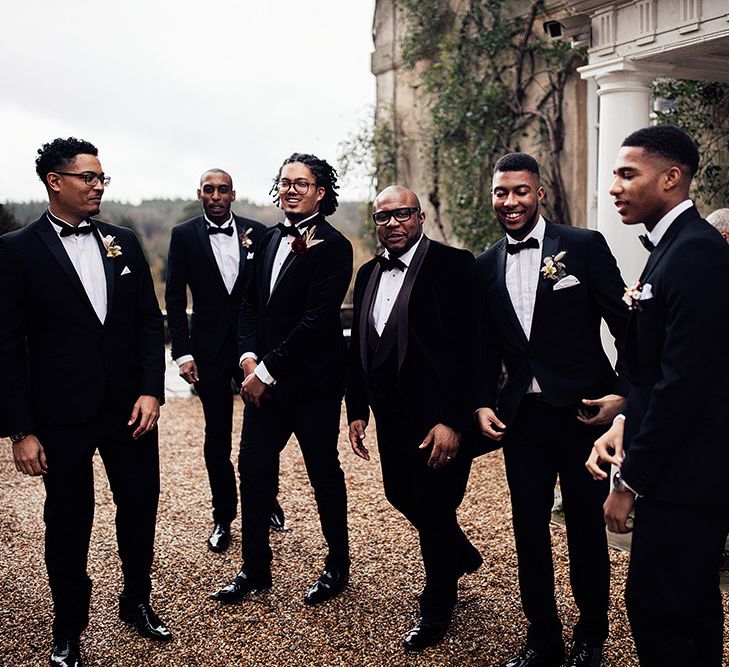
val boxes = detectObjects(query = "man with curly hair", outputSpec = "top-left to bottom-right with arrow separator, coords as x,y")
212,153 -> 352,606
0,137 -> 171,666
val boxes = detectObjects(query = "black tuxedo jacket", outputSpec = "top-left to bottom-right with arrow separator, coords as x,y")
238,214 -> 352,402
165,213 -> 265,378
0,215 -> 165,435
345,238 -> 478,439
621,206 -> 729,503
477,220 -> 630,425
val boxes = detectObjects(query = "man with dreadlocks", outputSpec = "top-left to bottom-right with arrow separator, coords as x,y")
211,153 -> 353,606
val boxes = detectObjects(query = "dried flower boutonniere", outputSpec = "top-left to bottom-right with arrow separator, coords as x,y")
540,250 -> 567,281
623,280 -> 643,311
291,225 -> 324,256
101,234 -> 122,259
239,227 -> 254,249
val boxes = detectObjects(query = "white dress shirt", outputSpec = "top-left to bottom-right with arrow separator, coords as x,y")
505,215 -> 546,393
372,235 -> 423,335
205,212 -> 240,294
243,211 -> 320,385
647,199 -> 693,247
48,209 -> 107,324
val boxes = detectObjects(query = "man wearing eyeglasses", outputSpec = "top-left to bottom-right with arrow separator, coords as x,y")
165,170 -> 285,555
211,153 -> 352,607
0,137 -> 171,667
345,185 -> 481,651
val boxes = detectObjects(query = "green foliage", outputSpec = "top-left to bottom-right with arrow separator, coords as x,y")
0,203 -> 21,236
396,0 -> 584,249
653,79 -> 729,208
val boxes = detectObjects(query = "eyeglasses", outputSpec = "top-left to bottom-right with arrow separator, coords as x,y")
277,179 -> 317,195
55,171 -> 111,187
372,207 -> 421,226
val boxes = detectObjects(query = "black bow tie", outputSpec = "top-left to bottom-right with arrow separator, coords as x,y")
506,237 -> 540,255
638,234 -> 655,252
208,225 -> 234,236
276,222 -> 305,238
376,255 -> 407,272
60,223 -> 95,237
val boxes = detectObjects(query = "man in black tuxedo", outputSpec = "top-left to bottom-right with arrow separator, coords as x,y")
165,169 -> 284,554
345,185 -> 482,651
212,153 -> 352,606
0,137 -> 171,667
476,153 -> 630,667
587,125 -> 729,666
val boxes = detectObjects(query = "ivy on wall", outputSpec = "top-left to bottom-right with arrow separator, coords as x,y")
395,0 -> 585,249
653,79 -> 729,210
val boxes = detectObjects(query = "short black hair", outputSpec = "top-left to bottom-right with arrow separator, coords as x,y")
493,152 -> 540,179
35,137 -> 98,185
621,125 -> 699,177
200,168 -> 233,188
270,152 -> 339,216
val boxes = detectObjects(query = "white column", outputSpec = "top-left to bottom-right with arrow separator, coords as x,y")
580,63 -> 654,285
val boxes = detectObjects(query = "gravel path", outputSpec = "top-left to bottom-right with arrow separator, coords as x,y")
1,397 -> 727,666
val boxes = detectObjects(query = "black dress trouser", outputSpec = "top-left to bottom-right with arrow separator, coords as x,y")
503,395 -> 610,655
238,396 -> 349,577
194,367 -> 242,524
627,498 -> 729,666
37,392 -> 160,640
374,412 -> 477,621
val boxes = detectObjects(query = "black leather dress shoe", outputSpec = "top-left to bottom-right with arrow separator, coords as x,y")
303,567 -> 349,605
119,601 -> 173,642
270,499 -> 286,531
566,640 -> 603,667
403,618 -> 450,651
207,522 -> 231,553
50,639 -> 82,667
210,569 -> 272,604
460,549 -> 484,576
500,647 -> 564,667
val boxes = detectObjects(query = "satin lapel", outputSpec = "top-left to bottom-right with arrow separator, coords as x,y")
93,222 -> 115,318
359,262 -> 382,370
195,217 -> 227,291
272,245 -> 296,295
638,209 -> 693,284
495,239 -> 529,346
263,228 -> 282,304
36,218 -> 100,322
395,236 -> 430,372
231,216 -> 248,293
531,222 -> 560,331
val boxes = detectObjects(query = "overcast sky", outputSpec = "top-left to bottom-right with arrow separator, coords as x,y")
0,1 -> 376,205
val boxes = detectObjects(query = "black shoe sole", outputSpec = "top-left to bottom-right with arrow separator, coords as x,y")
209,586 -> 271,605
119,617 -> 173,643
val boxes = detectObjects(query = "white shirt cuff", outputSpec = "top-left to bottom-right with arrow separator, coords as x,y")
239,352 -> 258,368
175,354 -> 194,367
254,361 -> 276,385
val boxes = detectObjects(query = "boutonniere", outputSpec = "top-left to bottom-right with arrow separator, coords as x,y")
239,227 -> 254,249
540,250 -> 567,281
291,225 -> 324,256
623,280 -> 643,311
101,234 -> 122,259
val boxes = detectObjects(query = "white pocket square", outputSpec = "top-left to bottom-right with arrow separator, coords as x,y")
120,266 -> 131,276
553,275 -> 580,291
246,252 -> 255,260
639,283 -> 653,300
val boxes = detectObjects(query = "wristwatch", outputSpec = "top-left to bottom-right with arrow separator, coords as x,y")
10,432 -> 29,444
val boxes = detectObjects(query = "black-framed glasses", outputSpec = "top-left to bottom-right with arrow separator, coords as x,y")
55,171 -> 111,187
372,207 -> 420,226
277,179 -> 317,195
